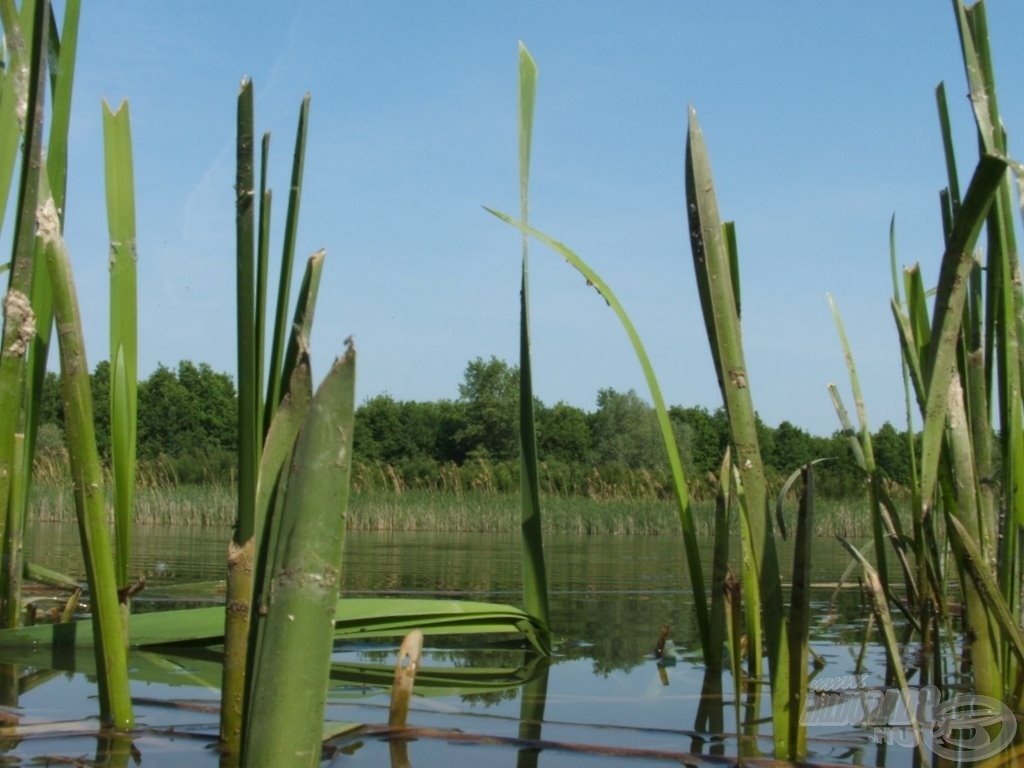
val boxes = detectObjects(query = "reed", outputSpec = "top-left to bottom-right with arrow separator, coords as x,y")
868,0 -> 1024,711
220,80 -> 343,765
5,10 -> 558,762
0,0 -> 133,731
102,100 -> 138,595
515,42 -> 551,649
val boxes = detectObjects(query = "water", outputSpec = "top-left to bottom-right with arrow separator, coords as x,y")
7,523 -> 936,766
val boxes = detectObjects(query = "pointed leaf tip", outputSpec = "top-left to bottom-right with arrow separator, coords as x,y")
519,41 -> 537,69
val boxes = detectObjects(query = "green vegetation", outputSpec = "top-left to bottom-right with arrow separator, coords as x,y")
4,0 -> 1023,764
2,5 -> 547,765
484,2 -> 1024,760
30,356 -> 912,502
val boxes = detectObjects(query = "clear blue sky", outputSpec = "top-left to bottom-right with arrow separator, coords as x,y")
53,1 -> 1024,436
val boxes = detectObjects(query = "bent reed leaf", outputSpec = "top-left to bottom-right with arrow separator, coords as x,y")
484,207 -> 709,657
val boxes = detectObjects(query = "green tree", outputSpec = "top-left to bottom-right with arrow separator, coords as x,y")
134,361 -> 237,481
589,388 -> 662,469
90,361 -> 111,461
768,420 -> 816,476
872,421 -> 913,487
176,361 -> 237,453
536,401 -> 591,464
37,371 -> 63,429
668,405 -> 729,478
137,364 -> 194,460
455,357 -> 519,461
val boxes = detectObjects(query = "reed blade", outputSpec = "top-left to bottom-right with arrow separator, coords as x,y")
234,77 -> 258,546
255,131 -> 271,436
279,250 -> 325,397
685,106 -> 792,752
785,463 -> 815,759
484,208 -> 709,657
946,514 -> 1024,668
102,99 -> 137,591
0,0 -> 47,602
918,154 -> 1006,506
935,83 -> 961,217
44,0 -> 78,211
515,42 -> 550,642
39,196 -> 132,730
838,537 -> 928,763
249,348 -> 313,674
18,1 -> 79,601
264,94 -> 310,426
243,343 -> 355,768
222,77 -> 257,764
827,296 -> 891,599
707,449 -> 733,674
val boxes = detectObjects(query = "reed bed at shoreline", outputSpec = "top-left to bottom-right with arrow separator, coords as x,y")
26,480 -> 883,537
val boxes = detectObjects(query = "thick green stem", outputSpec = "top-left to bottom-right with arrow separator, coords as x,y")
103,99 -> 137,592
243,345 -> 355,767
685,107 -> 789,754
221,77 -> 256,766
40,196 -> 132,730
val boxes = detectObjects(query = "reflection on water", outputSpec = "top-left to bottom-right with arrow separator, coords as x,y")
10,523 -> 926,766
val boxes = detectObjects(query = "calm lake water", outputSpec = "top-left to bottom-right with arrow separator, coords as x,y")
4,523 -> 935,766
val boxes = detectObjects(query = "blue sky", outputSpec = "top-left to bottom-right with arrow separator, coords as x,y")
52,2 -> 1024,436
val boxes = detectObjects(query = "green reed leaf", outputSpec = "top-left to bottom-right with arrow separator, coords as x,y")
102,99 -> 137,591
279,250 -> 324,396
484,207 -> 709,653
687,106 -> 793,752
0,0 -> 47,621
827,294 -> 890,596
243,343 -> 355,768
708,448 -> 732,674
946,514 -> 1024,667
786,463 -> 815,759
234,77 -> 258,545
919,154 -> 1006,506
838,536 -> 927,762
39,195 -> 132,730
516,42 -> 550,643
223,77 -> 257,764
935,83 -> 961,217
45,0 -> 79,212
264,94 -> 309,425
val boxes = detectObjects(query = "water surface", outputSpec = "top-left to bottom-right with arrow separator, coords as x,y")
10,524 -> 921,766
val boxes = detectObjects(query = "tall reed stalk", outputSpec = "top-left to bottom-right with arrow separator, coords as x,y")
515,43 -> 550,646
0,0 -> 81,631
103,100 -> 138,598
40,195 -> 133,729
220,80 -> 361,767
0,0 -> 44,621
822,0 -> 1024,736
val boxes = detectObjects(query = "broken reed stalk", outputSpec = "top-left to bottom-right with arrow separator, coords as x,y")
389,629 -> 424,728
242,345 -> 356,768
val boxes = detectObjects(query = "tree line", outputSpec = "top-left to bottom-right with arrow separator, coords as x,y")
34,355 -> 916,497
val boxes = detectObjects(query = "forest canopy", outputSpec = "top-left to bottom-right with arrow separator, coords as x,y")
35,355 -> 914,497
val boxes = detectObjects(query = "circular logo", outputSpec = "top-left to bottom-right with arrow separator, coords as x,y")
924,694 -> 1017,762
